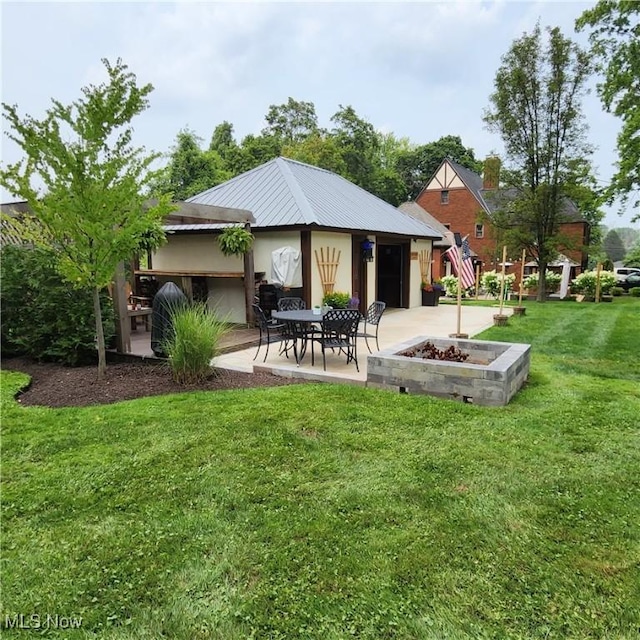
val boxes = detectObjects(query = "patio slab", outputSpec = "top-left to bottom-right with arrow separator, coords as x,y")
213,303 -> 500,386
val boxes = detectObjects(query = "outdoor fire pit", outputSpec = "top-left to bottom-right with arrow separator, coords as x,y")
367,336 -> 531,406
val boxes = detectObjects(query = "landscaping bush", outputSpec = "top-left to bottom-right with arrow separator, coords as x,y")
571,270 -> 616,296
163,302 -> 230,384
322,291 -> 351,309
439,274 -> 462,297
1,245 -> 114,365
522,270 -> 562,292
630,287 -> 640,297
611,287 -> 624,297
481,270 -> 515,298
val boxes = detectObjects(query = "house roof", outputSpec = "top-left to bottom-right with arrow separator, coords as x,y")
425,158 -> 585,224
165,157 -> 441,239
398,201 -> 452,247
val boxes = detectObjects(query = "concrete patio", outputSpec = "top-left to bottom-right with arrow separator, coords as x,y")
125,302 -> 503,386
213,303 -> 500,386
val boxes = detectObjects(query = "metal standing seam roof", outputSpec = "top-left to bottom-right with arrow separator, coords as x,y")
165,157 -> 442,239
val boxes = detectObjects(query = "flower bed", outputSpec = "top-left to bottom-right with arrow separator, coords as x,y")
367,336 -> 531,406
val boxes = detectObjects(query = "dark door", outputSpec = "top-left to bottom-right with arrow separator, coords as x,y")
352,236 -> 367,312
377,244 -> 404,308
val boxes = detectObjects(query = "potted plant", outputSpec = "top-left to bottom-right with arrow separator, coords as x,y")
421,281 -> 444,306
322,291 -> 351,309
218,226 -> 254,257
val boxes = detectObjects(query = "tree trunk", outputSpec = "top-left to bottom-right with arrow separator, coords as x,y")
537,259 -> 548,302
93,286 -> 106,380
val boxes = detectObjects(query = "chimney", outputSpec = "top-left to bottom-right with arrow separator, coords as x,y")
483,155 -> 501,190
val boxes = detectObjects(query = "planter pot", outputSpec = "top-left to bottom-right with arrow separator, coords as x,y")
493,314 -> 509,326
512,306 -> 526,316
421,290 -> 441,306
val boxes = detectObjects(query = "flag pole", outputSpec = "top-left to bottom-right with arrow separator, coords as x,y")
456,244 -> 463,335
498,245 -> 507,315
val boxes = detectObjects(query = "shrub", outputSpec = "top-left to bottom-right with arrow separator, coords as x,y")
439,275 -> 462,297
163,302 -> 230,384
522,271 -> 563,292
322,291 -> 351,309
1,245 -> 114,365
611,287 -> 624,297
481,270 -> 516,298
571,270 -> 616,296
630,287 -> 640,297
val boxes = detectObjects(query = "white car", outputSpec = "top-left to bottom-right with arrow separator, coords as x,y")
614,267 -> 640,283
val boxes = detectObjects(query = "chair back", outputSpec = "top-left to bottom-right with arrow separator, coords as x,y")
252,304 -> 270,330
364,301 -> 386,326
323,308 -> 361,338
278,297 -> 306,311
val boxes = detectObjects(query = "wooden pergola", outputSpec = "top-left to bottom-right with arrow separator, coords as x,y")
113,200 -> 256,354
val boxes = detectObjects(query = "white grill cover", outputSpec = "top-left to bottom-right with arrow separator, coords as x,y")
271,246 -> 302,287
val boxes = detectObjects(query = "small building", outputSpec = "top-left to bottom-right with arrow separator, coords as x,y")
145,157 -> 442,323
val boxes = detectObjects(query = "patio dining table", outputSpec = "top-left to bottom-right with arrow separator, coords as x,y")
271,309 -> 325,365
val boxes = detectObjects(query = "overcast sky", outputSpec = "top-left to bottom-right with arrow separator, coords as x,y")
1,0 -> 637,228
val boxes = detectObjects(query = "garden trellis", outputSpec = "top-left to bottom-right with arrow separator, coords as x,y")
314,246 -> 341,294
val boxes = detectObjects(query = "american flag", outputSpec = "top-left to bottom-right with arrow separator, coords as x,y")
445,238 -> 476,289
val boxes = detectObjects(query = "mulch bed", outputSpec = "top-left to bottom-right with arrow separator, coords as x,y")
2,356 -> 311,409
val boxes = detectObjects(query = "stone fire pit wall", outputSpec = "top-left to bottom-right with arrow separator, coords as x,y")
367,336 -> 531,406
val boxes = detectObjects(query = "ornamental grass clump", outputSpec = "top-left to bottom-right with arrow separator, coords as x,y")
163,303 -> 230,384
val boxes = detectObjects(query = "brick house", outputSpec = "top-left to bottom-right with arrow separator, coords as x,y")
414,158 -> 590,283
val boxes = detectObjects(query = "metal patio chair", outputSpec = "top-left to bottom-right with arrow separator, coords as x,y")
310,308 -> 361,372
357,301 -> 386,353
277,297 -> 306,311
252,304 -> 287,362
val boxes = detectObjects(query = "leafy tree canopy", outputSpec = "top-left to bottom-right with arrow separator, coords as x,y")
0,57 -> 175,377
577,1 -> 640,219
603,228 -> 627,262
483,24 -> 596,299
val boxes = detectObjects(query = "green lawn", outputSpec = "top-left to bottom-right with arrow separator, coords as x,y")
2,299 -> 639,639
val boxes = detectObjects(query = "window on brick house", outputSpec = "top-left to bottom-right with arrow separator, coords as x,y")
440,190 -> 449,204
475,224 -> 484,238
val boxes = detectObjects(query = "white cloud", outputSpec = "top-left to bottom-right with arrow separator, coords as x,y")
1,0 -> 636,226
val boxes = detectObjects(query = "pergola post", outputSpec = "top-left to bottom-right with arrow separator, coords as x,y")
113,261 -> 131,353
243,222 -> 256,326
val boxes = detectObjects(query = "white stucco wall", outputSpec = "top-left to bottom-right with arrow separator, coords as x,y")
410,239 -> 434,307
253,231 -> 301,282
151,234 -> 247,323
310,231 -> 353,307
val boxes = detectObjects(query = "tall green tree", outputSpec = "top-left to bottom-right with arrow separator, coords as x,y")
281,132 -> 347,175
0,58 -> 175,378
330,105 -> 380,192
603,228 -> 627,262
151,128 -> 230,200
209,120 -> 237,160
576,1 -> 640,219
262,97 -> 319,145
483,24 -> 592,300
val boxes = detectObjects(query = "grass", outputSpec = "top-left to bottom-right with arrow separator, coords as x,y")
1,298 -> 639,638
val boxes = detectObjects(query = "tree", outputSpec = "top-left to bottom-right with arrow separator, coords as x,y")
483,24 -> 592,300
151,128 -> 231,200
330,105 -> 380,192
281,132 -> 347,175
209,120 -> 237,159
576,1 -> 640,219
396,135 -> 483,200
603,228 -> 627,262
0,58 -> 175,378
262,97 -> 319,144
623,241 -> 640,267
